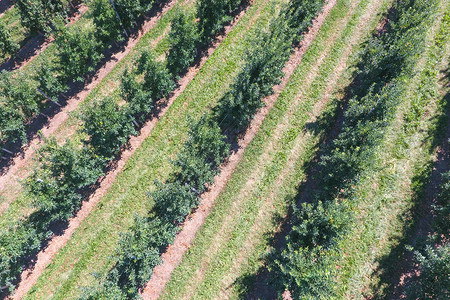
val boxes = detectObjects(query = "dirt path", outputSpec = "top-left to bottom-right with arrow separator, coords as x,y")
0,3 -> 88,71
10,1 -> 253,298
140,1 -> 338,298
175,1 -> 359,298
0,0 -> 180,216
219,0 -> 388,297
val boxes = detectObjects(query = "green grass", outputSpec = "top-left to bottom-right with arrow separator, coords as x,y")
160,0 -> 394,298
342,3 -> 450,297
24,0 -> 284,298
0,0 -> 190,228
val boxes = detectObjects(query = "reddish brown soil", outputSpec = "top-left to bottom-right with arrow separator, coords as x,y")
0,0 -> 179,216
140,1 -> 337,299
10,0 -> 252,298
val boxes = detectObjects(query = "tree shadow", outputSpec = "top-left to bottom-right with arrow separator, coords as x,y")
0,0 -> 171,175
0,1 -> 254,296
233,11 -> 402,295
0,1 -> 85,72
229,68 -> 359,299
365,63 -> 449,300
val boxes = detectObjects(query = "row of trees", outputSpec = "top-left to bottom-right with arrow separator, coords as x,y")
0,70 -> 45,144
402,15 -> 450,297
0,0 -> 158,149
79,0 -> 327,298
0,48 -> 172,292
0,0 -> 245,293
268,0 -> 440,298
406,170 -> 449,299
0,0 -> 79,61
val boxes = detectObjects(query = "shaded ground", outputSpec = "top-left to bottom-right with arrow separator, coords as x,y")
0,2 -> 88,72
9,1 -> 253,298
0,0 -> 170,174
142,1 -> 341,298
0,0 -> 13,16
368,65 -> 449,300
241,5 -> 395,298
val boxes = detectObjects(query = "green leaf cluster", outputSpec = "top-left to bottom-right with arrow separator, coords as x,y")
0,22 -> 19,57
271,0 -> 440,297
16,0 -> 69,34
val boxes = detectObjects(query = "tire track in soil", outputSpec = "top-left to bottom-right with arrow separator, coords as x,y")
175,1 -> 355,298
0,0 -> 180,216
0,3 -> 88,71
141,1 -> 337,299
219,0 -> 388,297
10,1 -> 254,298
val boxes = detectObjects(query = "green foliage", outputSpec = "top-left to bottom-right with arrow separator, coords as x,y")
0,101 -> 25,144
0,137 -> 104,290
270,0 -> 440,297
79,275 -> 127,300
0,222 -> 41,293
272,201 -> 350,298
433,171 -> 450,239
273,247 -> 336,299
113,0 -> 154,29
120,68 -> 152,122
16,0 -> 69,34
27,139 -> 104,223
214,16 -> 292,132
0,22 -> 19,57
56,24 -> 104,82
35,57 -> 68,100
89,0 -> 124,43
406,244 -> 450,299
283,0 -> 324,43
196,0 -> 241,40
112,216 -> 176,298
0,70 -> 44,143
88,0 -> 155,43
151,181 -> 198,224
79,217 -> 176,299
79,1 -> 328,297
166,10 -> 199,76
80,96 -> 136,159
0,1 -> 181,294
406,169 -> 450,299
173,116 -> 230,193
137,50 -> 175,100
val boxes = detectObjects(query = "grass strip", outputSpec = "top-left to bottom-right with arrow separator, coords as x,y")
268,0 -> 443,298
0,0 -> 188,227
348,6 -> 450,297
160,0 -> 392,298
24,0 -> 279,298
